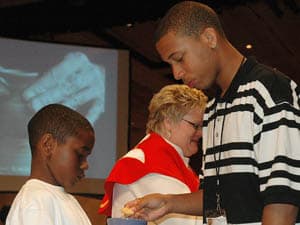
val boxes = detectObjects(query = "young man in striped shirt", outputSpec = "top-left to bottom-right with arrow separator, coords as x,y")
125,1 -> 300,225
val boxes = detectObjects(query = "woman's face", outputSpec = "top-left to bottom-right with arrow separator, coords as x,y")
167,107 -> 204,157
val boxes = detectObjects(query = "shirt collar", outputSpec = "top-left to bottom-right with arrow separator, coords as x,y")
161,135 -> 190,166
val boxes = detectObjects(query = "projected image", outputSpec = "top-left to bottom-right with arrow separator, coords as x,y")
1,51 -> 105,176
22,51 -> 106,125
0,37 -> 128,184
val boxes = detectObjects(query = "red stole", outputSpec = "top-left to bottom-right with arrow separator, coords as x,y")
98,132 -> 199,216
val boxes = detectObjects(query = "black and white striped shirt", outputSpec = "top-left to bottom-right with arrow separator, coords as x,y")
202,57 -> 300,225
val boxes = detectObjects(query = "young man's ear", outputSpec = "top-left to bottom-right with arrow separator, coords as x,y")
201,27 -> 217,49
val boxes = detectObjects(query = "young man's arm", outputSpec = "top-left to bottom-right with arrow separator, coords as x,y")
125,190 -> 203,221
262,203 -> 299,225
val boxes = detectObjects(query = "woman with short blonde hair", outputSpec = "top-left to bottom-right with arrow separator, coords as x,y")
100,84 -> 207,225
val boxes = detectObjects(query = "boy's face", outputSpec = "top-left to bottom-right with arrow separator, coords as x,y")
46,129 -> 95,188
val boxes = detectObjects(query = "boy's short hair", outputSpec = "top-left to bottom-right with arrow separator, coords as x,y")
27,104 -> 94,155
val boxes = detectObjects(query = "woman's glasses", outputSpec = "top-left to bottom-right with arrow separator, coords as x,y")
182,118 -> 202,131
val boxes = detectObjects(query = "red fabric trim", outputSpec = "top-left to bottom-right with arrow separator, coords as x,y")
98,132 -> 199,216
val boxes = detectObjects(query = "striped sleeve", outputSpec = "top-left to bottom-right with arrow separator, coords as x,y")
251,78 -> 300,206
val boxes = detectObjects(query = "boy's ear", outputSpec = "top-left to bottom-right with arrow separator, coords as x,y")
40,133 -> 55,157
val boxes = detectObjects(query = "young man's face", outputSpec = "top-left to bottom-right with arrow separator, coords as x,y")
46,129 -> 95,188
156,31 -> 218,90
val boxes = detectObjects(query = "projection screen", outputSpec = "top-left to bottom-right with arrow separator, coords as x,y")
0,37 -> 129,194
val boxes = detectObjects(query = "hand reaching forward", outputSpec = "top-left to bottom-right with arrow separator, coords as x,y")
124,193 -> 171,221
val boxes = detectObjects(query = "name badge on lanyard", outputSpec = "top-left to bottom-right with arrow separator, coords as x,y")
205,207 -> 227,225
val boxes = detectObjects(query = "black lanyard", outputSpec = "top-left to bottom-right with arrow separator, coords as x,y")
212,101 -> 227,212
211,56 -> 246,212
